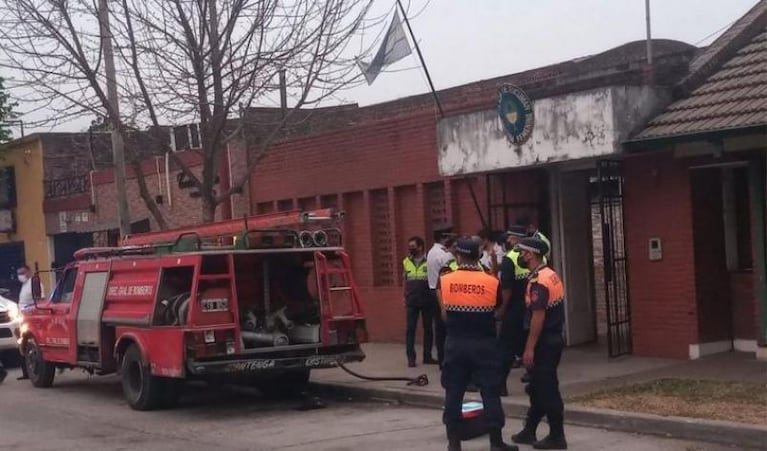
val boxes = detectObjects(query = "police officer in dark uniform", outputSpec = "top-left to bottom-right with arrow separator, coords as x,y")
403,236 -> 436,367
438,237 -> 517,451
511,237 -> 567,450
496,225 -> 530,396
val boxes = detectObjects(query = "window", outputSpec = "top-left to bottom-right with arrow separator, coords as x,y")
51,269 -> 78,304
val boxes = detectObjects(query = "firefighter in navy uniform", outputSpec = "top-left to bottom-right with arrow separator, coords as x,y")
438,237 -> 517,451
511,237 -> 567,450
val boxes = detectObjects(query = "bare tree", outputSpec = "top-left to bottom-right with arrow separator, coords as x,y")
0,0 -> 376,224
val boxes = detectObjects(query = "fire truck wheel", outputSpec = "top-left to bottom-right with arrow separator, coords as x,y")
121,344 -> 163,411
25,337 -> 55,388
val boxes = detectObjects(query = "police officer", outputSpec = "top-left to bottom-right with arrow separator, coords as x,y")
403,236 -> 437,367
427,223 -> 456,366
438,237 -> 517,451
517,217 -> 551,264
511,237 -> 567,450
496,225 -> 530,396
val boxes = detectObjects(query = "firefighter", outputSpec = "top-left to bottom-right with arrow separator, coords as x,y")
511,237 -> 567,450
496,225 -> 530,396
427,223 -> 456,366
403,236 -> 437,367
438,237 -> 517,451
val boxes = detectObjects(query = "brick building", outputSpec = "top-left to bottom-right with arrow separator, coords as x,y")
244,38 -> 699,354
623,2 -> 767,360
243,4 -> 766,361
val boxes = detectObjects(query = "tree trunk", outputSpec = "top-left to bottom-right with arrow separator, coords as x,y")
202,193 -> 217,224
130,159 -> 169,230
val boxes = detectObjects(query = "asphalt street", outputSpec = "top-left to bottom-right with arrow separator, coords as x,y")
0,367 -> 744,451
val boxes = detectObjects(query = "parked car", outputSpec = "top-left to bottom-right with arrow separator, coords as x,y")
0,294 -> 22,364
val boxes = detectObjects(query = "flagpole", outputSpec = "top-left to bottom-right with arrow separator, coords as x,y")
395,0 -> 445,118
395,0 -> 488,231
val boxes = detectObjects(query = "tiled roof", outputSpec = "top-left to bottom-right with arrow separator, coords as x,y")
635,3 -> 767,140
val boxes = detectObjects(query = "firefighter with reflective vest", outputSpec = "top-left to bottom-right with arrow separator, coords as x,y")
496,225 -> 530,396
403,236 -> 437,367
511,237 -> 567,450
437,237 -> 518,451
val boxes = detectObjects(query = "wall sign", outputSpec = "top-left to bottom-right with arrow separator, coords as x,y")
497,84 -> 534,145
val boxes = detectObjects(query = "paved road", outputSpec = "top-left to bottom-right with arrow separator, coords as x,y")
0,368 -> 743,451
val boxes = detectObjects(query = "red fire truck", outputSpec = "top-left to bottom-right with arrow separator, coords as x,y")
19,208 -> 367,410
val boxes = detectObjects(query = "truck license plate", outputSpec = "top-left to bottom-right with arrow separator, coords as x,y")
201,298 -> 228,312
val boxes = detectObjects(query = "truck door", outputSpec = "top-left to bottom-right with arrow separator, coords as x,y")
43,267 -> 80,363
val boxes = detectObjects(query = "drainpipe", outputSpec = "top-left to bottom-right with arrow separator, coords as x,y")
750,158 -> 767,351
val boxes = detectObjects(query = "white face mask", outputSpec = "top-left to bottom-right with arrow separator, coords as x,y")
17,275 -> 28,283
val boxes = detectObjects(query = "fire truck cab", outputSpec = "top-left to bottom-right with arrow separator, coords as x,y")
19,209 -> 367,410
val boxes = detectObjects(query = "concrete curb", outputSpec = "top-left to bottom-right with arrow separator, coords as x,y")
309,382 -> 767,449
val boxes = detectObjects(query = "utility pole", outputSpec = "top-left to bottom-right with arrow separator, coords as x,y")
645,0 -> 653,65
99,0 -> 131,237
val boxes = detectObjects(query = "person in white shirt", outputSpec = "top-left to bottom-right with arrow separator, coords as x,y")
478,229 -> 504,276
426,223 -> 456,366
16,264 -> 43,381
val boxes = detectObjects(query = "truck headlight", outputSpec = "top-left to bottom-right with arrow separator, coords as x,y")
7,303 -> 19,321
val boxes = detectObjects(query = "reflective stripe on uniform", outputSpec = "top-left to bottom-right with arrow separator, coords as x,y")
403,257 -> 428,280
439,269 -> 498,312
505,249 -> 530,280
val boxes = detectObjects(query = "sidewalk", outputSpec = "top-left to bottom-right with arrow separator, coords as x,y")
310,342 -> 767,449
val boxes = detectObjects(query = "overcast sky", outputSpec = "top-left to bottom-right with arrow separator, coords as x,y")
342,0 -> 758,105
13,0 -> 759,134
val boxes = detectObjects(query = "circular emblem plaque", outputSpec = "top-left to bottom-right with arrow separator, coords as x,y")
497,84 -> 534,145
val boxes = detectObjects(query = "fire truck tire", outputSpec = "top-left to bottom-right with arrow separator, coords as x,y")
121,344 -> 163,411
25,337 -> 55,388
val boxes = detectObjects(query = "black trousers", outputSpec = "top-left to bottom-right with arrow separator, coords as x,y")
441,336 -> 505,434
430,289 -> 446,364
405,302 -> 435,362
525,333 -> 564,429
497,300 -> 527,364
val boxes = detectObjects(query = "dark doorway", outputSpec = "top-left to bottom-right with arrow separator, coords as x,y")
0,241 -> 25,300
53,232 -> 95,270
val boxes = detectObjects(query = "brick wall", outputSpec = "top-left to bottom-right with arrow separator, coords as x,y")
245,107 -> 550,342
624,151 -> 698,359
45,153 -> 218,234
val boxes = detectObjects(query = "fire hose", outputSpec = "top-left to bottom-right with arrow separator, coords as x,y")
336,361 -> 429,387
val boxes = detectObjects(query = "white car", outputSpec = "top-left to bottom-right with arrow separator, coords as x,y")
0,295 -> 22,357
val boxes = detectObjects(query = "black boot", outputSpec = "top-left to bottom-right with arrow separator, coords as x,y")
532,416 -> 567,450
511,419 -> 539,445
489,429 -> 518,451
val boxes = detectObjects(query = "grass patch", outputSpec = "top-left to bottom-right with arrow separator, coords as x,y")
572,378 -> 767,425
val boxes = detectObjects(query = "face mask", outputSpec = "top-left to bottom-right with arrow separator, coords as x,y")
408,249 -> 418,257
17,275 -> 28,283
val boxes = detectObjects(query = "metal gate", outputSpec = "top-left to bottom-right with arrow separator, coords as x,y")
597,160 -> 632,357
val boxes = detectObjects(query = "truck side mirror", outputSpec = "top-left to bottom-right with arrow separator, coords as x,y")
31,273 -> 42,301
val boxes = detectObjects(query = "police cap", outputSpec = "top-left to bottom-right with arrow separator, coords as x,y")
515,237 -> 549,256
503,225 -> 528,239
454,236 -> 480,259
